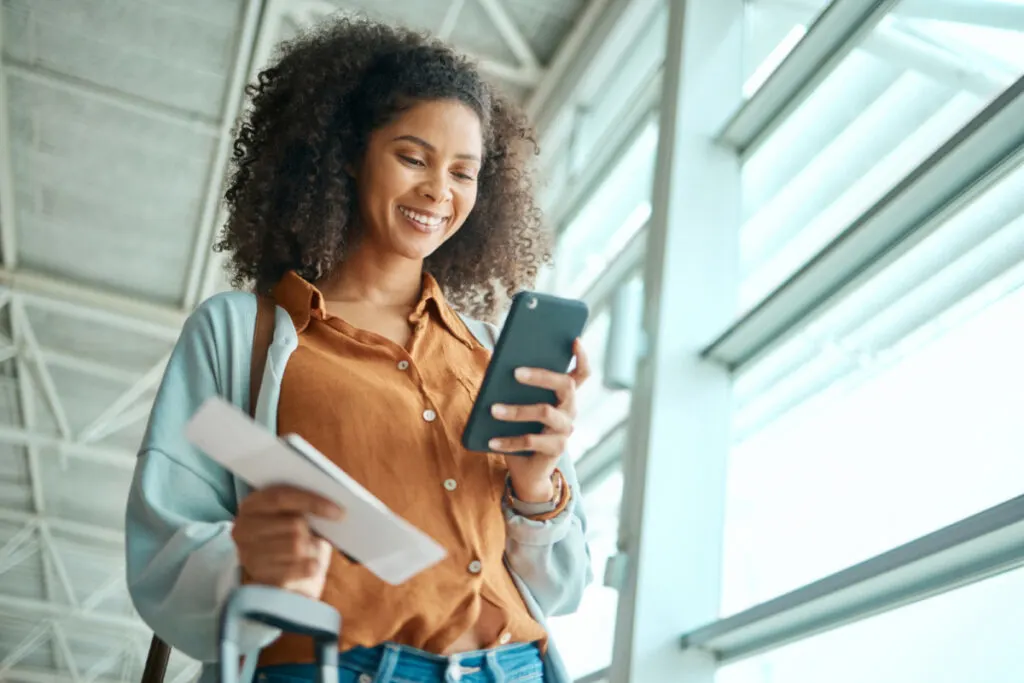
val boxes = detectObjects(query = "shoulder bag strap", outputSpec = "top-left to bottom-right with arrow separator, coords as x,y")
249,295 -> 276,418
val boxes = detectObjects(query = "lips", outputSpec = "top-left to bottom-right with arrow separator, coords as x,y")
398,205 -> 449,232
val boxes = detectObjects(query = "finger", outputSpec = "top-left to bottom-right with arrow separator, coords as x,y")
491,403 -> 572,435
248,556 -> 325,584
239,486 -> 344,520
514,367 -> 575,403
240,535 -> 323,563
489,432 -> 567,458
570,339 -> 592,387
236,513 -> 311,538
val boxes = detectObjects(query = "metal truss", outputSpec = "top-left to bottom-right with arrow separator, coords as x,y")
0,294 -> 168,470
0,518 -> 146,683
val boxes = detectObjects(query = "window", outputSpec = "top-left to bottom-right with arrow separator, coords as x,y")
548,466 -> 623,679
721,154 -> 1024,614
569,274 -> 642,462
739,1 -> 1024,313
717,565 -> 1024,683
553,122 -> 656,298
742,0 -> 834,98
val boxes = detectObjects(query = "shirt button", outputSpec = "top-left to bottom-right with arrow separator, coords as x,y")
468,560 -> 482,575
444,479 -> 457,491
499,632 -> 512,645
358,675 -> 372,683
423,409 -> 437,422
397,360 -> 409,370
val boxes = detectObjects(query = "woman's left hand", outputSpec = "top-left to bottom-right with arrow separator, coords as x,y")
489,339 -> 591,503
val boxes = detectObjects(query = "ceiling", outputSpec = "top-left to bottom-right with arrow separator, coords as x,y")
0,1 -> 589,682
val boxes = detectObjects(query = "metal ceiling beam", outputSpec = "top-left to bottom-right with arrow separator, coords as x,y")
182,0 -> 267,311
32,349 -> 145,386
719,0 -> 898,157
2,59 -> 220,137
15,300 -> 72,440
77,354 -> 169,444
438,0 -> 466,40
895,0 -> 1024,31
0,11 -> 18,271
0,595 -> 145,633
0,510 -> 122,546
862,19 -> 1011,97
0,624 -> 51,679
0,425 -> 136,470
704,74 -> 1024,369
5,666 -> 126,683
0,270 -> 184,341
527,0 -> 659,135
50,623 -> 82,683
525,0 -> 613,122
680,492 -> 1024,662
475,0 -> 541,72
0,340 -> 148,384
13,292 -> 55,666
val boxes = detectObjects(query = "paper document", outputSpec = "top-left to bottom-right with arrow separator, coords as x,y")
184,396 -> 447,585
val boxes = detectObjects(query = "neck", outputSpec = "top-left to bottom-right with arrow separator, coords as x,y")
316,242 -> 424,307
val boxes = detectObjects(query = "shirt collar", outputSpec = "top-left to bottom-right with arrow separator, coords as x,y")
271,270 -> 477,347
411,272 -> 478,348
271,271 -> 326,334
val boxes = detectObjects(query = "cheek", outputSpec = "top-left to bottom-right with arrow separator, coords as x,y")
456,187 -> 479,220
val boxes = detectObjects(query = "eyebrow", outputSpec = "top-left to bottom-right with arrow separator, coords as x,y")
392,135 -> 481,162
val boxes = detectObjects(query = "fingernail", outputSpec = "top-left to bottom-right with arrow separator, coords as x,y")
491,404 -> 508,417
515,367 -> 530,381
489,438 -> 502,450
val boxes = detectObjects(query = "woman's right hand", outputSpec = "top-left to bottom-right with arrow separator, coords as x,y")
232,486 -> 345,600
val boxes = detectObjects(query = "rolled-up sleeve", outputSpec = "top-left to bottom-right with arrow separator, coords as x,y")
502,455 -> 593,617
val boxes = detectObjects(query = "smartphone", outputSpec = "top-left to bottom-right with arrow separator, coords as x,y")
462,291 -> 589,454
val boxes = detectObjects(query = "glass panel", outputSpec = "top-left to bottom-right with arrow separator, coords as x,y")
722,244 -> 1024,614
548,466 -> 623,679
739,1 -> 1024,313
718,566 -> 1024,683
554,122 -> 657,298
567,272 -> 643,462
743,0 -> 833,98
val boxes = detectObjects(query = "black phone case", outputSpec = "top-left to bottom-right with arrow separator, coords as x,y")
462,291 -> 589,454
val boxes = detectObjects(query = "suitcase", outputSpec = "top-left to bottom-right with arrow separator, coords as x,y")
219,585 -> 341,683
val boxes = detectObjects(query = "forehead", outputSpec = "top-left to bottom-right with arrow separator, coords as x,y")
378,99 -> 483,156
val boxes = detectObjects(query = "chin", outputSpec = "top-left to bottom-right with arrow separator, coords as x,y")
392,224 -> 454,259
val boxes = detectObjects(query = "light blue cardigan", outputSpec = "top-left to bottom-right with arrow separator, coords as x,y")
124,292 -> 592,683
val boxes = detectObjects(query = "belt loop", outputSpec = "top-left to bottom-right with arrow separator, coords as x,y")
444,654 -> 462,683
371,644 -> 400,683
485,651 -> 506,683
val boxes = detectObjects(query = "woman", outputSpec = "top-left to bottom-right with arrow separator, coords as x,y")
125,15 -> 591,683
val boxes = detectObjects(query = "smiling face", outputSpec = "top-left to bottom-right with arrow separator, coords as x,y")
355,98 -> 483,263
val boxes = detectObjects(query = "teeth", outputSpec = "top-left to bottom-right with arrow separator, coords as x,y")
399,206 -> 445,227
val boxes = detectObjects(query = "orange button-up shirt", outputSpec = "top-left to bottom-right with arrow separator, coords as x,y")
255,271 -> 569,666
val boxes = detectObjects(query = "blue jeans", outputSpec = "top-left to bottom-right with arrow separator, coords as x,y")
254,642 -> 544,683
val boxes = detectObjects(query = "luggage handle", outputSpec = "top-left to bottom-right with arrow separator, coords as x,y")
218,585 -> 341,683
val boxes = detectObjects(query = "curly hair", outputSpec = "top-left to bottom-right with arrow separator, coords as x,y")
214,15 -> 550,320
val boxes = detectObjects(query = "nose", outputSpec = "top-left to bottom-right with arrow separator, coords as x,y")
418,170 -> 452,204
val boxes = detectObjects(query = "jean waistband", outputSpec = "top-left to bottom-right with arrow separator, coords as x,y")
259,641 -> 542,680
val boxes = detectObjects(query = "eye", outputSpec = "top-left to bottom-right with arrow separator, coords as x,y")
398,155 -> 425,167
453,171 -> 476,182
